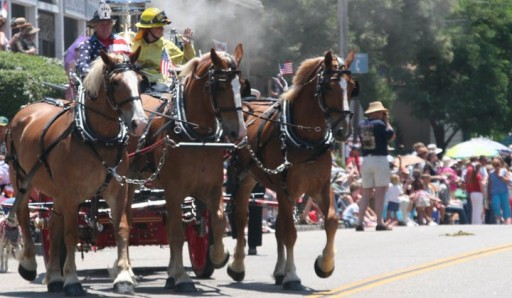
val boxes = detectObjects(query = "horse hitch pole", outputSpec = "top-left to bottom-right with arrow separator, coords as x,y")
174,142 -> 237,149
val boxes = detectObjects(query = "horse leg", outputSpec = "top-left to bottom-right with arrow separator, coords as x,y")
16,194 -> 37,282
207,190 -> 229,269
227,177 -> 255,281
273,197 -> 302,290
312,185 -> 336,278
108,185 -> 136,295
61,204 -> 86,296
44,207 -> 65,292
165,193 -> 196,292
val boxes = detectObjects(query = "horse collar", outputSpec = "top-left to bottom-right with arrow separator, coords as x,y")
281,100 -> 333,151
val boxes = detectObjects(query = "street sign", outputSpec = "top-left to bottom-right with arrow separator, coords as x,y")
350,53 -> 368,74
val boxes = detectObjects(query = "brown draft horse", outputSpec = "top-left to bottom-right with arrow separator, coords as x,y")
6,50 -> 148,296
227,50 -> 357,290
128,44 -> 245,292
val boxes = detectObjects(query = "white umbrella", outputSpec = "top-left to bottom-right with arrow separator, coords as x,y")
446,138 -> 509,159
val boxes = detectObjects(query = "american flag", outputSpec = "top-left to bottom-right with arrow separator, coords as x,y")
160,49 -> 170,76
279,61 -> 293,76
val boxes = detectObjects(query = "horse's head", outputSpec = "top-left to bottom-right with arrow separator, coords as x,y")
94,49 -> 148,137
181,44 -> 247,142
318,50 -> 358,142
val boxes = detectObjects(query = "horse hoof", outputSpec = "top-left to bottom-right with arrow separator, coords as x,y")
212,251 -> 230,269
18,264 -> 36,281
175,282 -> 197,293
113,281 -> 135,295
274,274 -> 284,285
164,277 -> 175,289
227,266 -> 245,282
64,283 -> 86,296
47,281 -> 64,292
314,258 -> 334,278
283,280 -> 303,291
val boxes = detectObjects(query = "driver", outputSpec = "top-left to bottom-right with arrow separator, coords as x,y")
76,1 -> 131,79
131,7 -> 196,89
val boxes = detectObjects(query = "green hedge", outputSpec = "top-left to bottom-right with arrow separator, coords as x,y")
0,51 -> 67,120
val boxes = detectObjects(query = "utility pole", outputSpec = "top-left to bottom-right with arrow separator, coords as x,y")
338,0 -> 348,57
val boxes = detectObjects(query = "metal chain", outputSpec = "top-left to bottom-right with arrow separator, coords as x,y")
242,136 -> 292,174
111,135 -> 171,185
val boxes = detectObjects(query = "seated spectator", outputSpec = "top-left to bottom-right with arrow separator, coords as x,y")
343,182 -> 377,228
9,17 -> 30,51
423,173 -> 445,225
11,24 -> 39,55
0,17 -> 7,51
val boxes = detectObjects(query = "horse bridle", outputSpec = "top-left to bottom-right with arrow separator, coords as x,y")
204,54 -> 242,117
103,56 -> 141,111
314,63 -> 355,134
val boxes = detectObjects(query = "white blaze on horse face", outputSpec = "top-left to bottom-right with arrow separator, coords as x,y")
231,75 -> 247,139
120,71 -> 148,136
339,78 -> 350,114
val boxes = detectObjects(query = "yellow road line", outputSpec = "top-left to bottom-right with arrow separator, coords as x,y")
309,243 -> 512,297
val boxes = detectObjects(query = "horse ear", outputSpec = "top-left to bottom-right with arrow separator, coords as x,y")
130,46 -> 141,64
100,50 -> 112,67
344,50 -> 356,69
210,48 -> 222,67
234,43 -> 243,67
324,50 -> 333,68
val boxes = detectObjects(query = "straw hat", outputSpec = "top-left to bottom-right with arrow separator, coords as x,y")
11,17 -> 31,29
427,143 -> 443,154
364,101 -> 388,114
22,25 -> 40,35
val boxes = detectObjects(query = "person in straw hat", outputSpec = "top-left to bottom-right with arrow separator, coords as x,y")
11,24 -> 40,54
8,17 -> 31,51
131,7 -> 196,87
76,1 -> 131,78
355,101 -> 395,231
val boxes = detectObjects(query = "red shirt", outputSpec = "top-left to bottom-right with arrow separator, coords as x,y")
465,166 -> 482,193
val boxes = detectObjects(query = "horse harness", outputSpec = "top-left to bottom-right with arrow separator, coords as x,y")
6,60 -> 139,204
240,64 -> 354,198
172,53 -> 241,142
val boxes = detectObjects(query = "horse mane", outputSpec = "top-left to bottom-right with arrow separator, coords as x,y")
83,53 -> 125,98
179,56 -> 201,78
179,51 -> 229,78
281,57 -> 323,102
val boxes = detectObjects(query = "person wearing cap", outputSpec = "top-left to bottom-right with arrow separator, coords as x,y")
0,16 -> 7,51
76,1 -> 131,78
131,7 -> 196,86
11,24 -> 40,54
8,17 -> 31,52
355,101 -> 395,231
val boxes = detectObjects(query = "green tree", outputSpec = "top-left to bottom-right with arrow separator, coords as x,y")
348,0 -> 512,149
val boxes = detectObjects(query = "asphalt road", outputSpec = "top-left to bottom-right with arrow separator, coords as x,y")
1,224 -> 512,297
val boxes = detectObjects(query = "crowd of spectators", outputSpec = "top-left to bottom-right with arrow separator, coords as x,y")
329,141 -> 512,229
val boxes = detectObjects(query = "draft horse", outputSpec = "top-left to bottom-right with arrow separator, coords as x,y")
128,44 -> 246,292
227,50 -> 358,289
6,50 -> 148,296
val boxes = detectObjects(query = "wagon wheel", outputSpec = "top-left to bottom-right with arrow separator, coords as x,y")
186,209 -> 214,278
